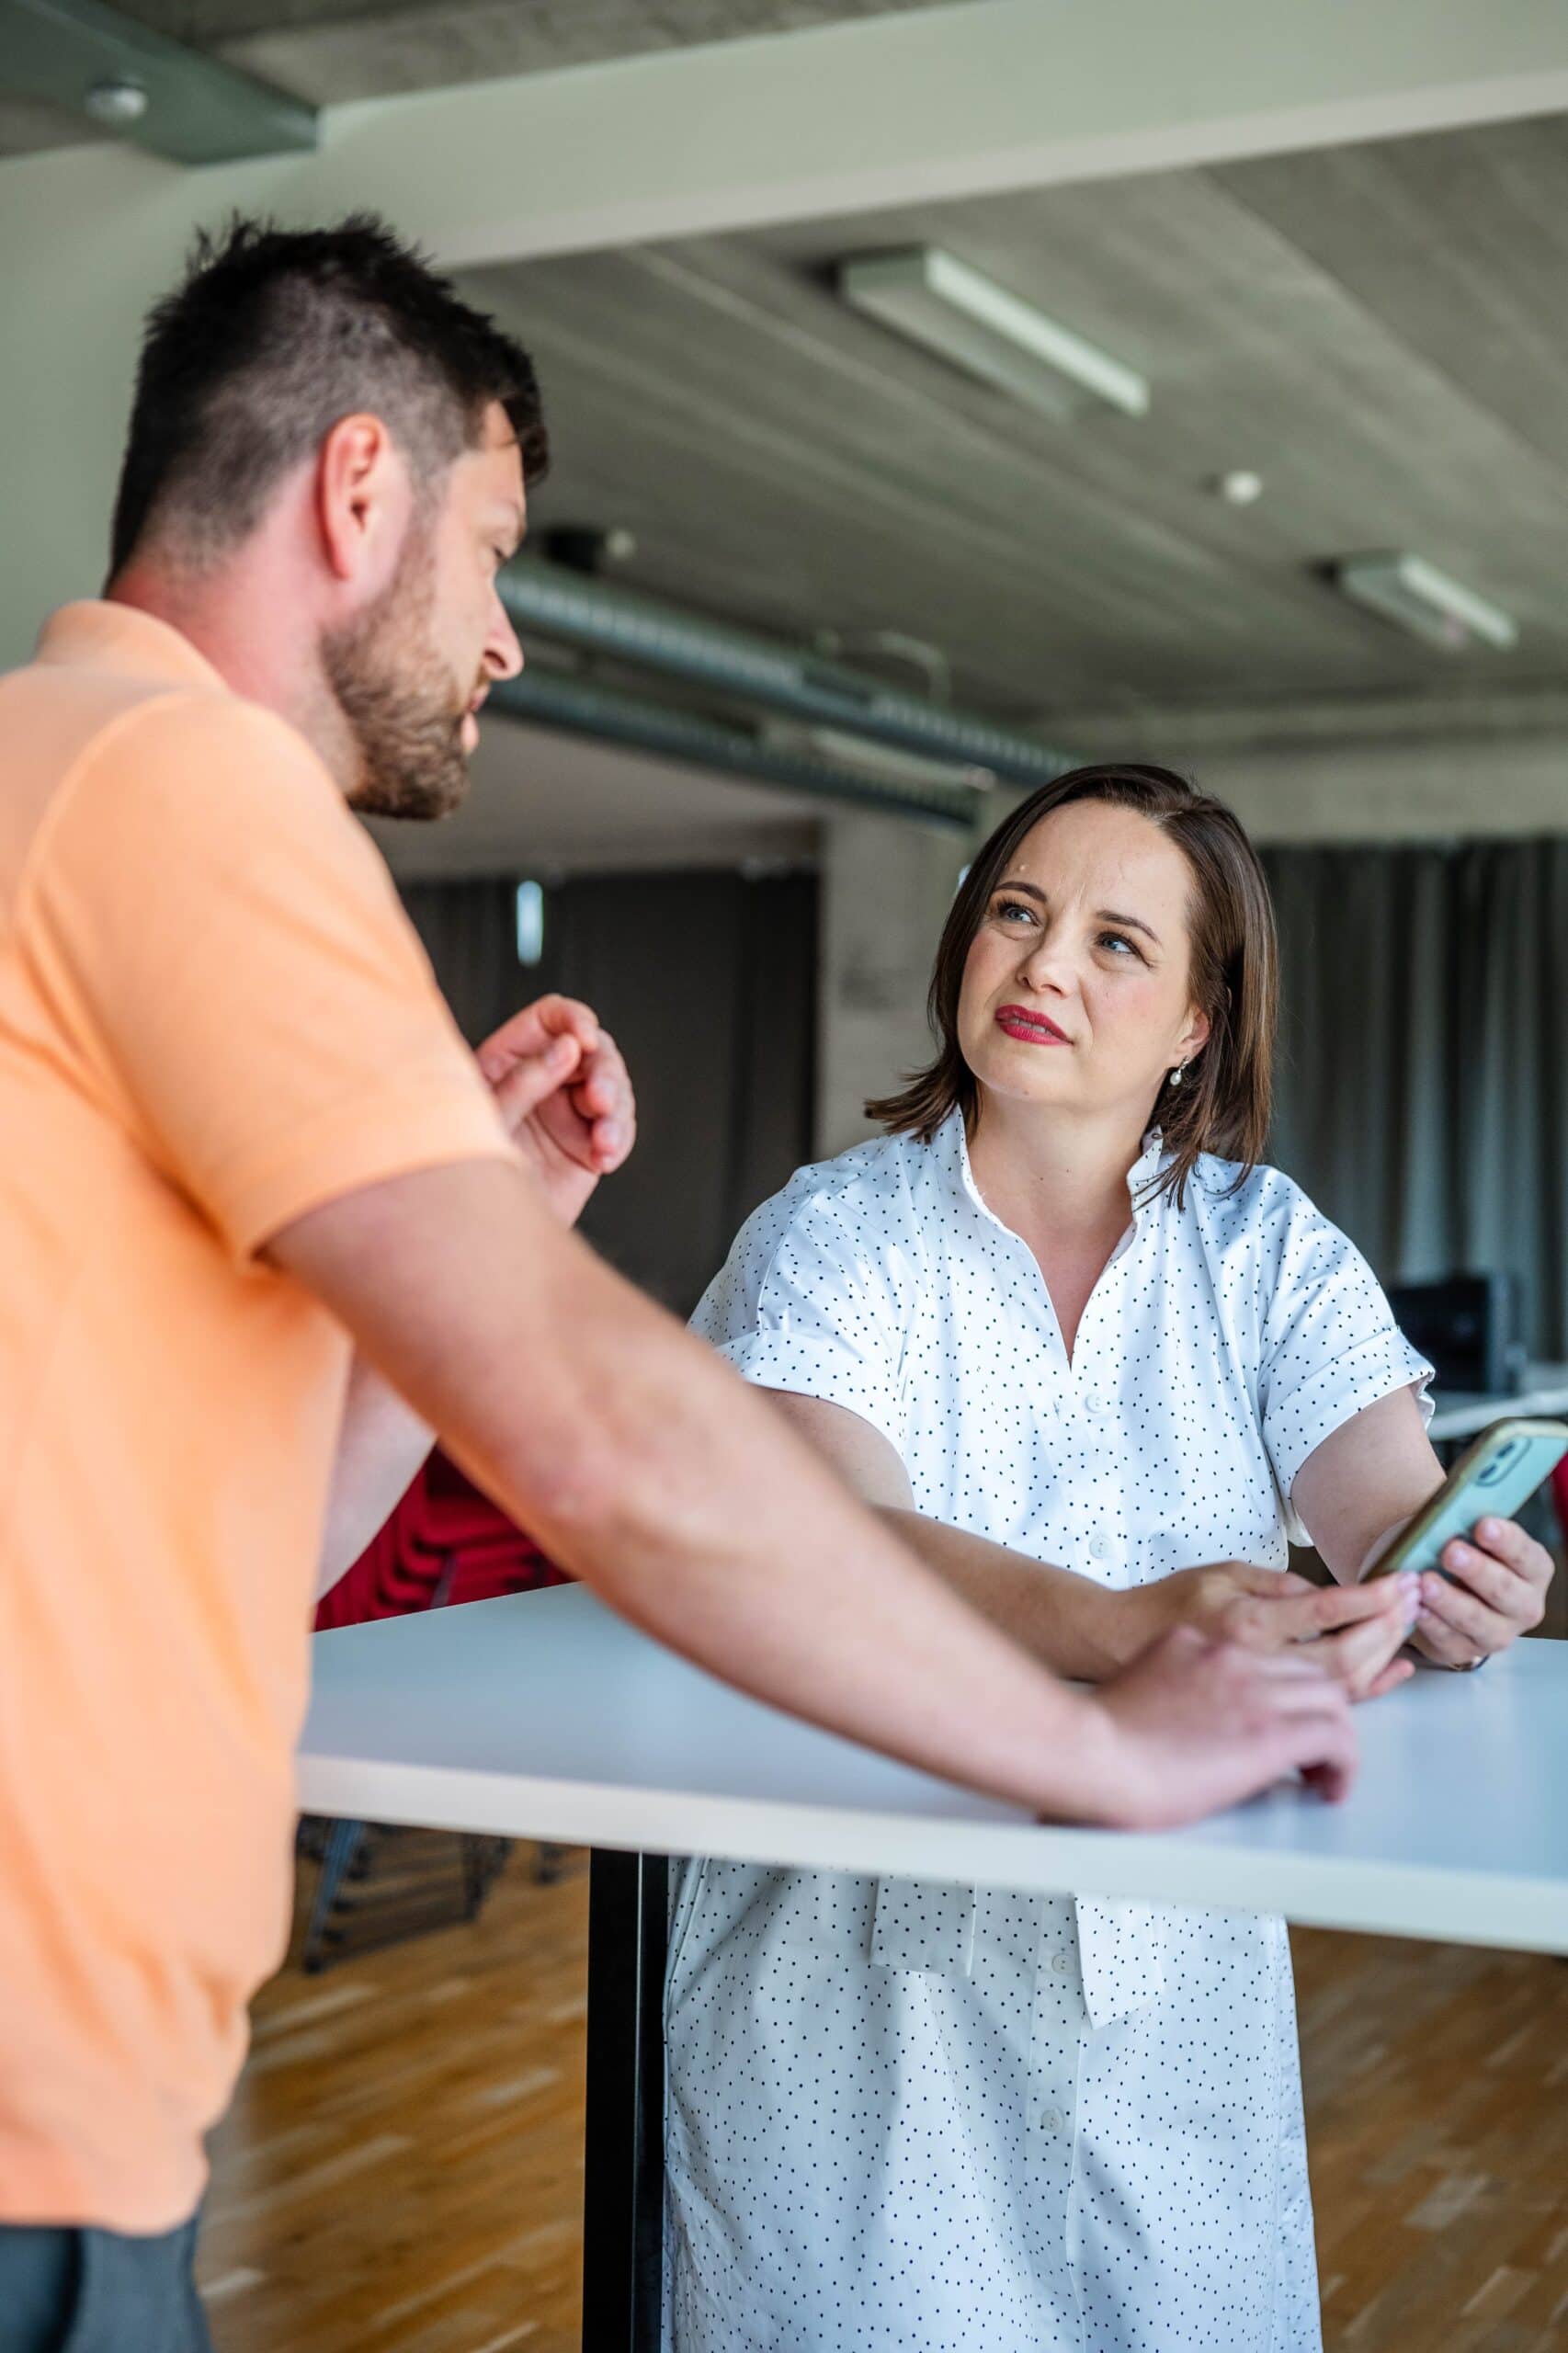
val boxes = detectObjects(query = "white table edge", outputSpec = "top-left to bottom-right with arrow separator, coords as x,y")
295,1752 -> 1568,1958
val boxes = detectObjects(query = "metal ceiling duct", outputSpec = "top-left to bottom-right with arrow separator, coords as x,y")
492,670 -> 980,831
498,563 -> 1074,791
2,0 -> 317,164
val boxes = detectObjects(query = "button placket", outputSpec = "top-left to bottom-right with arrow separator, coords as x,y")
1028,1922 -> 1084,2147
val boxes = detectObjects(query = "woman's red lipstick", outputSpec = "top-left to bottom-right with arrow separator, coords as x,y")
995,1004 -> 1069,1046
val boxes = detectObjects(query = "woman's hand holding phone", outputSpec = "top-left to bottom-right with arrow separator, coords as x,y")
1356,1417 -> 1562,1668
1381,1514 -> 1553,1669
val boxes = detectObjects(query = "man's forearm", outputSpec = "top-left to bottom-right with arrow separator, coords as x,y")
878,1508 -> 1141,1681
272,1161 -> 1131,1821
318,1358 -> 435,1597
445,1313 -> 1122,1816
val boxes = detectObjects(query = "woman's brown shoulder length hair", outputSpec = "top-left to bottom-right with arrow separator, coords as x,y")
868,762 -> 1279,1208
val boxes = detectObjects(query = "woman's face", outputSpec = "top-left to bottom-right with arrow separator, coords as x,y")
958,799 -> 1210,1126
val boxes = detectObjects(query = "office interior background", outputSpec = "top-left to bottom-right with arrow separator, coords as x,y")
3,4 -> 1566,2348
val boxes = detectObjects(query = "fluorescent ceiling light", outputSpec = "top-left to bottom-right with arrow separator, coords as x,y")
1332,551 -> 1517,652
839,246 -> 1149,423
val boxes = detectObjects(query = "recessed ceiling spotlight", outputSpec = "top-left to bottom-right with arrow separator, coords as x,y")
1213,469 -> 1264,506
540,525 -> 638,576
839,246 -> 1148,423
1330,551 -> 1517,652
85,77 -> 150,125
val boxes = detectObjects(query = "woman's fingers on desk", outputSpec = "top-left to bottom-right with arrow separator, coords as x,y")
1172,1563 -> 1415,1700
1315,1607 -> 1417,1702
1288,1573 -> 1418,1699
1412,1516 -> 1552,1665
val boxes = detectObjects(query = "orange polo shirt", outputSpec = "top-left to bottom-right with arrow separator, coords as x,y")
0,602 -> 516,2232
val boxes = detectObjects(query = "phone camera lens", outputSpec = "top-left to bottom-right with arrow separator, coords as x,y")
1478,1441 -> 1517,1486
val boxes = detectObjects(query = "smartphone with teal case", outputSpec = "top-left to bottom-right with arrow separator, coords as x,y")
1363,1415 -> 1568,1582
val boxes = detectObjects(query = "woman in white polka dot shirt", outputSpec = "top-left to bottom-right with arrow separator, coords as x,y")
664,765 -> 1554,2353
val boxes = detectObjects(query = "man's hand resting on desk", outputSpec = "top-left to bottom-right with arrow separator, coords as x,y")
1072,1625 -> 1358,1826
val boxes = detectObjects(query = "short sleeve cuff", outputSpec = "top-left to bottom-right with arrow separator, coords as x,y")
212,1068 -> 517,1262
713,1331 -> 907,1460
1270,1327 -> 1435,1542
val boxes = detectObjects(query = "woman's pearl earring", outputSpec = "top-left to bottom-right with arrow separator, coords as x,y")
1168,1063 -> 1187,1088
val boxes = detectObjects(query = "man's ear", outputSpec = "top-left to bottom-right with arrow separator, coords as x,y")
316,413 -> 409,588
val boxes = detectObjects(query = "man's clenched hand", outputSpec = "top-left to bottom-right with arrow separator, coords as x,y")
476,994 -> 636,1226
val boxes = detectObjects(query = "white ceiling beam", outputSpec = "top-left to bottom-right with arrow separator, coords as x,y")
5,0 -> 1568,661
348,0 -> 1568,267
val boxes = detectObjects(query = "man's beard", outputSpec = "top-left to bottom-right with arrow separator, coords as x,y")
323,527 -> 477,823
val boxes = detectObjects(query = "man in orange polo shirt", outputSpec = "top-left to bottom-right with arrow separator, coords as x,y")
0,217 -> 1357,2346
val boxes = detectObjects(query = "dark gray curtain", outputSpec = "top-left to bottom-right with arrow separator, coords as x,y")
402,868 -> 818,1319
1265,836 -> 1568,1358
402,878 -> 519,1049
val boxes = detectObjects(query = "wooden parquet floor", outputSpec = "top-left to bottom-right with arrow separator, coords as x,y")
201,1837 -> 1567,2352
200,1836 -> 591,2353
1294,1926 -> 1568,2349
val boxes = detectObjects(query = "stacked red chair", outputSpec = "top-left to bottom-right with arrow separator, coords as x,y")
304,1452 -> 569,1968
315,1448 -> 569,1630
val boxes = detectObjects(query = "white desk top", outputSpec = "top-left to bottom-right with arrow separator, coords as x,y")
299,1587 -> 1568,1956
1427,1365 -> 1568,1441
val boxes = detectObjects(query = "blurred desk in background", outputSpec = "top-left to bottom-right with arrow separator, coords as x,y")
1427,1362 -> 1568,1444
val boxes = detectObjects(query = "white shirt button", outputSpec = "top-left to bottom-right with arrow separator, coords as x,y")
1051,1950 -> 1072,1977
1087,1533 -> 1112,1563
1084,1390 -> 1113,1417
1040,2107 -> 1064,2133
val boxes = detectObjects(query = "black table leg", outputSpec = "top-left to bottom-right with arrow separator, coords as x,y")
582,1849 -> 669,2353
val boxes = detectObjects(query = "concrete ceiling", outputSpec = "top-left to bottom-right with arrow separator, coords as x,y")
0,0 -> 965,156
468,108 -> 1568,733
364,708 -> 825,881
6,0 -> 1565,850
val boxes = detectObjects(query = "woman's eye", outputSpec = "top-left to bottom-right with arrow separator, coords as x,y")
994,899 -> 1034,925
1098,930 -> 1141,959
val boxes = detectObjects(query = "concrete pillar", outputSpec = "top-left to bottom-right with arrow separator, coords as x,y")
814,812 -> 971,1160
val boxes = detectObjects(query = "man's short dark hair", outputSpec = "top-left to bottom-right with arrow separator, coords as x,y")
108,212 -> 549,577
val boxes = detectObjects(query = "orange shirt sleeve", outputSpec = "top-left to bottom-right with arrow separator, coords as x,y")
18,688 -> 517,1259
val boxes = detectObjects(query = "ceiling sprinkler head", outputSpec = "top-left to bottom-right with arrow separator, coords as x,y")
540,525 -> 638,575
85,77 -> 151,125
1214,469 -> 1264,507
